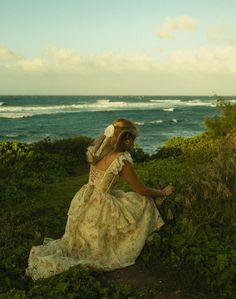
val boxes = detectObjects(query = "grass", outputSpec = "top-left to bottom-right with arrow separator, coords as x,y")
1,173 -> 211,298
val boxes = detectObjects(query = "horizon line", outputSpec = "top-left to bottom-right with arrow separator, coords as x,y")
0,94 -> 236,97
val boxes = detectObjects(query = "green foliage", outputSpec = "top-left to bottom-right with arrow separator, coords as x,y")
1,110 -> 236,298
130,143 -> 150,163
0,136 -> 92,206
0,141 -> 34,166
0,135 -> 92,181
152,133 -> 215,159
205,97 -> 236,138
153,98 -> 236,160
0,165 -> 147,298
33,135 -> 93,176
139,131 -> 236,299
4,266 -> 148,298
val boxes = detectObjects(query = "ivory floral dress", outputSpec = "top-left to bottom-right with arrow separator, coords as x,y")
26,151 -> 164,280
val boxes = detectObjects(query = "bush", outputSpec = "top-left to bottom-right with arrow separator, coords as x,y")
0,136 -> 92,183
1,105 -> 236,298
130,144 -> 150,163
152,133 -> 215,160
0,136 -> 92,209
140,131 -> 236,299
4,266 -> 148,298
33,136 -> 93,176
205,97 -> 236,138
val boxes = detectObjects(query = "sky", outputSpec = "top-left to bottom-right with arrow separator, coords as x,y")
0,0 -> 236,95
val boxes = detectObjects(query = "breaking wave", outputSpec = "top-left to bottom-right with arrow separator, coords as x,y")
150,120 -> 163,124
163,108 -> 174,112
0,98 -> 217,119
134,121 -> 145,126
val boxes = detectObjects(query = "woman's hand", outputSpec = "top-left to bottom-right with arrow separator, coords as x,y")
162,184 -> 175,197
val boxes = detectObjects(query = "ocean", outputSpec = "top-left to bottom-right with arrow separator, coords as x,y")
0,95 -> 235,154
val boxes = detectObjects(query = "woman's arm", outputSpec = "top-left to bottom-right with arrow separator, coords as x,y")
120,161 -> 174,197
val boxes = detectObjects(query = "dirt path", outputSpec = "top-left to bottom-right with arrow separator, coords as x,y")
102,259 -> 211,299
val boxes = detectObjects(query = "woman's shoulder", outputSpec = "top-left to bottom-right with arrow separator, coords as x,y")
103,151 -> 133,175
104,151 -> 133,167
121,150 -> 132,157
105,151 -> 131,160
116,151 -> 133,164
92,151 -> 122,171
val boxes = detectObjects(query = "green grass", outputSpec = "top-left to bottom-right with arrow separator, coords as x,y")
1,173 -> 213,299
0,175 -> 152,298
1,100 -> 236,298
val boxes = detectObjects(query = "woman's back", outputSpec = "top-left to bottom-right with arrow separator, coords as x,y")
93,151 -> 120,172
88,151 -> 129,193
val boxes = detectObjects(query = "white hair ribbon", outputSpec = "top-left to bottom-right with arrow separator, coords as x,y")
95,124 -> 115,157
104,124 -> 115,137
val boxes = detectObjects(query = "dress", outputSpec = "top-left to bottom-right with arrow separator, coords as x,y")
25,151 -> 164,280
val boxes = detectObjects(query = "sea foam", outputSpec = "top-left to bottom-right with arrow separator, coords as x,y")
163,108 -> 174,112
134,121 -> 145,126
150,120 -> 163,124
0,98 -> 217,119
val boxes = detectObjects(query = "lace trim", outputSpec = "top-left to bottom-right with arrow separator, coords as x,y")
108,151 -> 133,175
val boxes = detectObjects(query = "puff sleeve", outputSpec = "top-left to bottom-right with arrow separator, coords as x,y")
108,151 -> 133,175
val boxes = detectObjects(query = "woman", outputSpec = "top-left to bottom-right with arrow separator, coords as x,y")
26,118 -> 174,280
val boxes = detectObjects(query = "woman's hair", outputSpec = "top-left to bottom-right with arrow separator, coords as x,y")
86,118 -> 138,164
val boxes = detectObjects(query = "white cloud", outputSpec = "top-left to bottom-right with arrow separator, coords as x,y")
1,45 -> 236,95
0,46 -> 21,61
44,47 -> 161,73
170,46 -> 236,73
207,19 -> 236,45
17,58 -> 46,72
46,46 -> 82,63
207,24 -> 226,42
0,46 -> 46,73
1,45 -> 236,75
157,16 -> 199,40
0,46 -> 162,75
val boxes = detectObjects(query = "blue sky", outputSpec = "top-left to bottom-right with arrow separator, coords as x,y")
0,0 -> 236,95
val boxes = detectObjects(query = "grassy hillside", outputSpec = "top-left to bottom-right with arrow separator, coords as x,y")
0,100 -> 235,298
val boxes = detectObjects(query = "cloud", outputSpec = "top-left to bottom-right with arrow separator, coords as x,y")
157,16 -> 199,40
207,19 -> 236,45
46,47 -> 82,63
0,46 -> 162,76
207,24 -> 226,42
1,45 -> 236,76
0,46 -> 21,61
0,48 -> 46,73
17,58 -> 46,72
44,46 -> 161,73
170,46 -> 236,73
1,45 -> 236,95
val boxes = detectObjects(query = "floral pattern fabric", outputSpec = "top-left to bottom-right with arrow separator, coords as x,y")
25,151 -> 164,280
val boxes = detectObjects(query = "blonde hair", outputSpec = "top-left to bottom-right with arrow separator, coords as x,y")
86,118 -> 138,164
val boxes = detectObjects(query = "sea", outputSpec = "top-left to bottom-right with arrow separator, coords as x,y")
0,95 -> 235,154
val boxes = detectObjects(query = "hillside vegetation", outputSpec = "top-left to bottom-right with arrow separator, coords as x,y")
0,100 -> 235,298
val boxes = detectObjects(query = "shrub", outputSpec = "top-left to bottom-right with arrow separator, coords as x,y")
152,133 -> 215,160
4,266 -> 148,298
140,131 -> 236,299
205,97 -> 236,138
130,143 -> 150,163
33,136 -> 93,176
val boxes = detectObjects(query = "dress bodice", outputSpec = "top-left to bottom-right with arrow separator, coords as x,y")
88,151 -> 133,193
